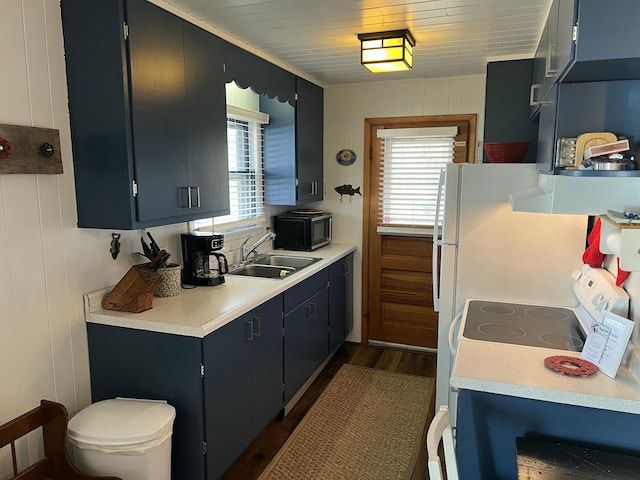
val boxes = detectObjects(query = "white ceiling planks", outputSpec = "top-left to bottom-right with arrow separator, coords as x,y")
162,0 -> 552,85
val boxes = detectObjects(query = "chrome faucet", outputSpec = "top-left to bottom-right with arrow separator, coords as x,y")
240,230 -> 276,264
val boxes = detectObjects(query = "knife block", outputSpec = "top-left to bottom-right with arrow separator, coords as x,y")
102,264 -> 162,313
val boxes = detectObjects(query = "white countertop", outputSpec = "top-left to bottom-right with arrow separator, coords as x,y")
451,336 -> 640,415
84,243 -> 356,338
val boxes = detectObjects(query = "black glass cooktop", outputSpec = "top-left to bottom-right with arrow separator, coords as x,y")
462,300 -> 586,352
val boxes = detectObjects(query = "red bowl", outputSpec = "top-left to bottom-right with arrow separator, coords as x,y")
484,142 -> 530,163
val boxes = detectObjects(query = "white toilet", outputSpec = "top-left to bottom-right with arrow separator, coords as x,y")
67,398 -> 176,480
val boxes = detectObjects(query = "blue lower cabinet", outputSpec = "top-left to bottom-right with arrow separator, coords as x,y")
87,325 -> 206,480
87,295 -> 283,480
329,253 -> 353,352
204,296 -> 283,479
456,389 -> 640,479
284,286 -> 329,404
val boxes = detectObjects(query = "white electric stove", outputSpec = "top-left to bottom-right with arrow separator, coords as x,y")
459,265 -> 630,352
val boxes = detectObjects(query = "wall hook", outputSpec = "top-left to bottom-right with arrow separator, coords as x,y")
110,233 -> 121,260
39,143 -> 55,157
0,136 -> 11,159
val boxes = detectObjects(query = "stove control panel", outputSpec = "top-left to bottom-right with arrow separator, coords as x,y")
573,265 -> 629,320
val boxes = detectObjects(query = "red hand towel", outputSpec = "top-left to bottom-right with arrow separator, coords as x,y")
616,258 -> 630,286
582,218 -> 605,267
582,217 -> 629,286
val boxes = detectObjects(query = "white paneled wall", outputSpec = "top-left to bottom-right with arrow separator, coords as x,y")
319,76 -> 487,343
0,0 -> 187,464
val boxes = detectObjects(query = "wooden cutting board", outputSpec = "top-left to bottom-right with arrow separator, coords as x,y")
575,132 -> 617,166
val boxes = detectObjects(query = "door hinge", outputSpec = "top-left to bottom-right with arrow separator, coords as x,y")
201,442 -> 207,455
369,145 -> 373,160
200,364 -> 205,377
132,180 -> 138,197
572,24 -> 578,42
281,326 -> 285,336
123,22 -> 129,41
295,92 -> 299,101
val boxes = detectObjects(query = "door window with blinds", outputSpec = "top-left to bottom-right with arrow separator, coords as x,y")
377,126 -> 457,235
193,105 -> 268,231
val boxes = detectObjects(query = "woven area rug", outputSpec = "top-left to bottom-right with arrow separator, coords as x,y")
258,364 -> 434,480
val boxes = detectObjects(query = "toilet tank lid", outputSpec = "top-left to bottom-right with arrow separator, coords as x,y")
68,398 -> 176,446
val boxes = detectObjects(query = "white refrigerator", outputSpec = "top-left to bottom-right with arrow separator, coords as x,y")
433,163 -> 589,414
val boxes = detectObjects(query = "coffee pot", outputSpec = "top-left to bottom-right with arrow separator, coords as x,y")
181,232 -> 228,286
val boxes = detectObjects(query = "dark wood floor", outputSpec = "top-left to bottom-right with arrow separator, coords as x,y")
221,342 -> 438,480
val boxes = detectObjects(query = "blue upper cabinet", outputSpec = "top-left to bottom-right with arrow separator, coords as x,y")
531,0 -> 640,120
295,77 -> 324,205
530,0 -> 575,116
261,77 -> 324,206
61,0 -> 230,229
537,0 -> 640,88
563,0 -> 640,82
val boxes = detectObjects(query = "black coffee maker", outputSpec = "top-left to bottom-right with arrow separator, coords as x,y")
181,232 -> 228,286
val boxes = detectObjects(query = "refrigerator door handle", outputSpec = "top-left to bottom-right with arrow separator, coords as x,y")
432,168 -> 447,312
432,242 -> 441,312
433,168 -> 446,243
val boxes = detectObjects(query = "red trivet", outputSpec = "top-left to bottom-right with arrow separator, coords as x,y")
544,355 -> 598,376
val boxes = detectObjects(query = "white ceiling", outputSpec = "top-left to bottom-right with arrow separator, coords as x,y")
162,0 -> 552,86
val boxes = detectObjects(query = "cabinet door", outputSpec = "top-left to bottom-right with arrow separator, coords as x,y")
530,22 -> 547,118
203,318 -> 253,480
552,0 -> 576,81
251,296 -> 284,436
295,78 -> 324,204
535,85 -> 558,174
542,0 -> 559,96
183,22 -> 230,218
329,257 -> 348,352
261,95 -> 297,205
284,287 -> 329,403
86,324 -> 206,480
484,60 -> 538,164
127,0 -> 188,222
61,0 -> 136,229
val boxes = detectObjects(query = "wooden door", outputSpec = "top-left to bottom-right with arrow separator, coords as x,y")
369,235 -> 437,347
362,115 -> 476,349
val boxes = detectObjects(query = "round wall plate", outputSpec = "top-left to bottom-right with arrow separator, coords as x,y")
336,149 -> 356,166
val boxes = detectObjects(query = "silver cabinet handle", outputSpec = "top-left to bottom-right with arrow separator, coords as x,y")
180,186 -> 201,208
188,186 -> 201,208
545,43 -> 558,77
307,303 -> 317,320
529,84 -> 542,106
246,320 -> 254,342
253,316 -> 261,337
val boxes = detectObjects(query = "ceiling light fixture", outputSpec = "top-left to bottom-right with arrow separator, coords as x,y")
358,29 -> 415,73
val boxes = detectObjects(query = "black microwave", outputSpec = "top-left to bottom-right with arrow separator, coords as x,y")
274,212 -> 332,251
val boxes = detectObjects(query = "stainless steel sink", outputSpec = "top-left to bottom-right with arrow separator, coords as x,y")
252,254 -> 320,269
228,264 -> 296,279
228,254 -> 321,279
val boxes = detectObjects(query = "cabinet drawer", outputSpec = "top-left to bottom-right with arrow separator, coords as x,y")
284,268 -> 328,314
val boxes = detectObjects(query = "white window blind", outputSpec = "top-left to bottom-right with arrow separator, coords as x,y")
377,126 -> 457,231
193,107 -> 268,232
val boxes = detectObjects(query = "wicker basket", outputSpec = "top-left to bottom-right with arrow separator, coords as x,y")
484,142 -> 529,163
154,263 -> 182,297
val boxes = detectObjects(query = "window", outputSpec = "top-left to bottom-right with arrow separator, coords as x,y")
193,106 -> 268,231
377,126 -> 457,232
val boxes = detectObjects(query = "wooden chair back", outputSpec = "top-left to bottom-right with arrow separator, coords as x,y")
0,399 -> 121,480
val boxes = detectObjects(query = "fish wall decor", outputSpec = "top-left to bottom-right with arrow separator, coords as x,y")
335,184 -> 362,201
